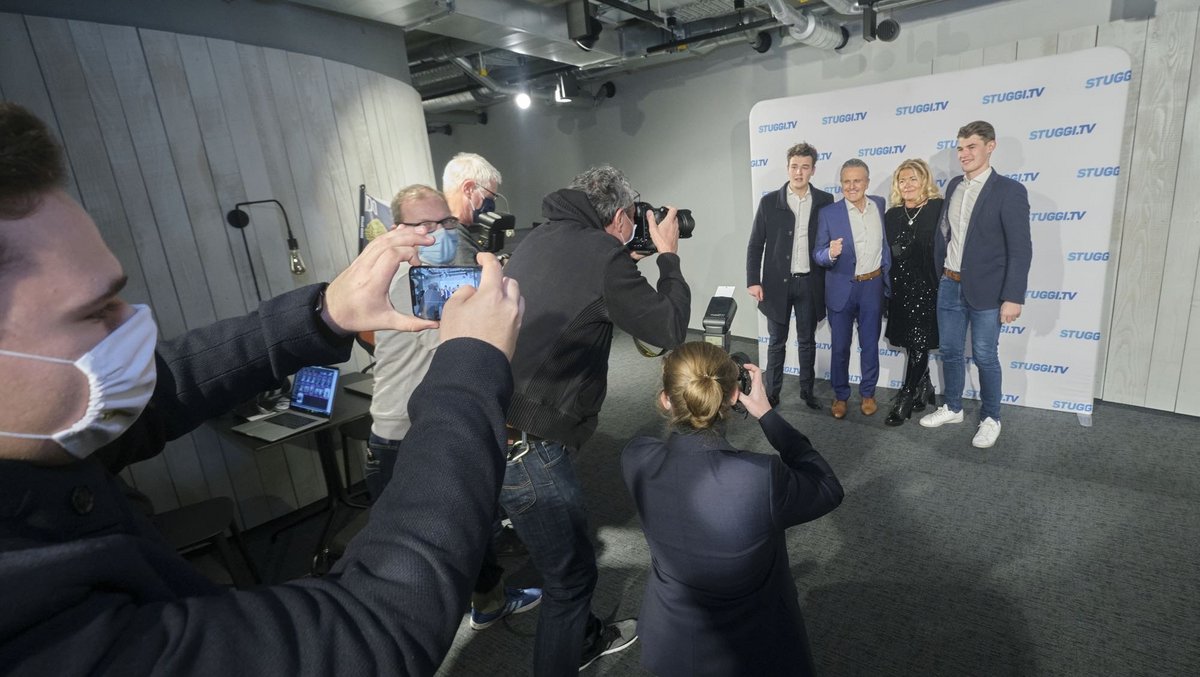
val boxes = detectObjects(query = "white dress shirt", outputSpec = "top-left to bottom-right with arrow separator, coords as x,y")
945,166 -> 993,272
845,198 -> 883,276
786,187 -> 811,274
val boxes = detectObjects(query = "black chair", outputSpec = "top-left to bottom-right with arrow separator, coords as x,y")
152,496 -> 261,589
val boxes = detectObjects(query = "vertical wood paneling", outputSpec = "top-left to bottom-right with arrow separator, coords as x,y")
1096,19 -> 1151,400
235,44 -> 307,301
264,48 -> 336,285
1104,12 -> 1196,407
177,34 -> 261,314
24,17 -> 153,310
140,29 -> 248,321
357,66 -> 398,195
0,13 -> 81,202
1177,265 -> 1200,415
4,13 -> 431,525
99,23 -> 219,334
1148,12 -> 1200,411
68,20 -> 189,340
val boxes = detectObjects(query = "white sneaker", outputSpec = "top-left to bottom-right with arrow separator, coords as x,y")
972,417 -> 1002,448
919,405 -> 964,428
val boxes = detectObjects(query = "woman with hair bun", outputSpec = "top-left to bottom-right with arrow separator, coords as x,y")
621,341 -> 844,676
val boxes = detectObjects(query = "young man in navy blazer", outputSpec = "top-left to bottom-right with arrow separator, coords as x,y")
920,120 -> 1032,448
814,159 -> 891,419
746,142 -> 835,410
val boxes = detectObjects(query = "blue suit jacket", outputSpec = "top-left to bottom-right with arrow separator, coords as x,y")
813,195 -> 892,312
933,170 -> 1032,310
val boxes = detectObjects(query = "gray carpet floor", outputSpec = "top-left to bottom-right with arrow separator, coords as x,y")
231,330 -> 1200,676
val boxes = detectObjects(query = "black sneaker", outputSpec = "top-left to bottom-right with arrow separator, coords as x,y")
579,618 -> 638,671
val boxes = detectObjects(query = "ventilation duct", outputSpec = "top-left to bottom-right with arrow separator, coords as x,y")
764,0 -> 849,50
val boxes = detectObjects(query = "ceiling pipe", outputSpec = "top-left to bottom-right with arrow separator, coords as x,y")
764,0 -> 849,50
822,0 -> 866,13
422,90 -> 497,113
645,17 -> 777,54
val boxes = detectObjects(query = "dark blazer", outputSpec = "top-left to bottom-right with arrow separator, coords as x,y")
621,410 -> 844,677
814,195 -> 892,312
933,170 -> 1032,310
746,183 -> 835,324
0,284 -> 512,677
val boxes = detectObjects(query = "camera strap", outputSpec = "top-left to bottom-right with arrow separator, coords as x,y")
633,337 -> 666,358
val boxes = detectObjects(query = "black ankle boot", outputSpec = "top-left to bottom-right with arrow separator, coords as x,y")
912,372 -> 935,412
885,389 -> 916,426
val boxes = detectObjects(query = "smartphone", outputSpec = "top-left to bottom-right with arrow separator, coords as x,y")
408,265 -> 483,321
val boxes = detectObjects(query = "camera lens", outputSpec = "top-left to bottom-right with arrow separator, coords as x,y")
676,210 -> 695,238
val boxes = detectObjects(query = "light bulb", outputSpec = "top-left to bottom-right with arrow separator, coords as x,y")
287,237 -> 307,276
515,92 -> 531,109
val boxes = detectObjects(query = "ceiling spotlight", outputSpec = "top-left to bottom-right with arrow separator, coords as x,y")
555,73 -> 582,103
515,92 -> 532,109
567,0 -> 602,51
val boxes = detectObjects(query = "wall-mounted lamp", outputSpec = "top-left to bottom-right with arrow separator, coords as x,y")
226,200 -> 308,301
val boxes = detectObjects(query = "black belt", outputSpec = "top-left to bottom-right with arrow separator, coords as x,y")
790,271 -> 811,278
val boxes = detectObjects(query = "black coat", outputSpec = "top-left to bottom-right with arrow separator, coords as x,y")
0,284 -> 513,676
504,188 -> 691,449
746,183 -> 835,324
621,411 -> 844,676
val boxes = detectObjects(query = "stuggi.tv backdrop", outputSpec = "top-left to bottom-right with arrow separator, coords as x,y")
748,47 -> 1131,416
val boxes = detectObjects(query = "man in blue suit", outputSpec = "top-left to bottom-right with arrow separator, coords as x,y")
920,120 -> 1032,448
814,159 -> 891,419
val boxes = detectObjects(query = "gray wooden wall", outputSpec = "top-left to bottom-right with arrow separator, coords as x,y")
929,11 -> 1200,417
0,12 -> 435,527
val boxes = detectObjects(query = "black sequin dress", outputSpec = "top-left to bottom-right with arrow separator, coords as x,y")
884,198 -> 942,350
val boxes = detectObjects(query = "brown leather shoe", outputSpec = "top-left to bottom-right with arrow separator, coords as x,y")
861,397 -> 878,416
831,400 -> 847,419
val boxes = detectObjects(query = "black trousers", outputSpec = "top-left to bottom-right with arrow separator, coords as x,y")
764,273 -> 820,400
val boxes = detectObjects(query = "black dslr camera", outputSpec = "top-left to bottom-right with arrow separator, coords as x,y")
464,210 -> 516,253
627,202 -> 695,254
729,352 -> 753,395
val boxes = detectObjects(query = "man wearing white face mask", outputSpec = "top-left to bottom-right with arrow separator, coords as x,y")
0,103 -> 527,676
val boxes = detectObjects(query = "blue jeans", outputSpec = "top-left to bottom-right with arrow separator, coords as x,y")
936,277 -> 1003,421
500,439 -> 600,677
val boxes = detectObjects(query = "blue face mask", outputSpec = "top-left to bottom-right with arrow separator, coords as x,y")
471,188 -> 497,225
418,226 -> 460,265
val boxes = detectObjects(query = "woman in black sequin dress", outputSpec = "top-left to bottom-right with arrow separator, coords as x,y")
883,159 -> 942,426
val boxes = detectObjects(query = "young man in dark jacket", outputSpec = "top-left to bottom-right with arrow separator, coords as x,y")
499,165 -> 691,674
0,102 -> 525,676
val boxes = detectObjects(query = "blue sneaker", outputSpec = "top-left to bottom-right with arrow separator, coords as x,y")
470,587 -> 543,630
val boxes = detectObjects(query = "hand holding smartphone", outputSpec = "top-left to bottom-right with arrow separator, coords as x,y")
408,266 -> 483,320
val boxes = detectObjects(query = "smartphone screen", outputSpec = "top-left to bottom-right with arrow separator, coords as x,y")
408,265 -> 483,320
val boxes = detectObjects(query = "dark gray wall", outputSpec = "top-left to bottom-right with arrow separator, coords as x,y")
0,0 -> 411,82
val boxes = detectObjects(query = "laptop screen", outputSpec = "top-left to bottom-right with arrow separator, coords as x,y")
289,366 -> 339,417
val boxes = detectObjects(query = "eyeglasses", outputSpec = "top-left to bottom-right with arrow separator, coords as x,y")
396,216 -> 461,231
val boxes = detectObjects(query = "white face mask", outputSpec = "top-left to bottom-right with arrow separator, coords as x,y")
621,212 -> 636,246
0,304 -> 158,459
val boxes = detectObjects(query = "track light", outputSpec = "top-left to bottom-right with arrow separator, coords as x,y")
515,92 -> 532,109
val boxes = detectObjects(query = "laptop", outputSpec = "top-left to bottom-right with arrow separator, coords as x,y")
231,366 -> 340,442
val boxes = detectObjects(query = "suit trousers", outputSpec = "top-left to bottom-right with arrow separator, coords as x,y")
827,275 -> 884,401
764,273 -> 819,400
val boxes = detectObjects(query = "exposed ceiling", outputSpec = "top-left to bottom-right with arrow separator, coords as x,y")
286,0 -> 955,127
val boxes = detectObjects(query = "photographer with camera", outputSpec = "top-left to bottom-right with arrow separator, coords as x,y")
621,342 -> 844,676
499,165 -> 690,674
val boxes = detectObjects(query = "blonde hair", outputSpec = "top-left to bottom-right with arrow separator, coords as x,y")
659,342 -> 738,431
888,158 -> 942,208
